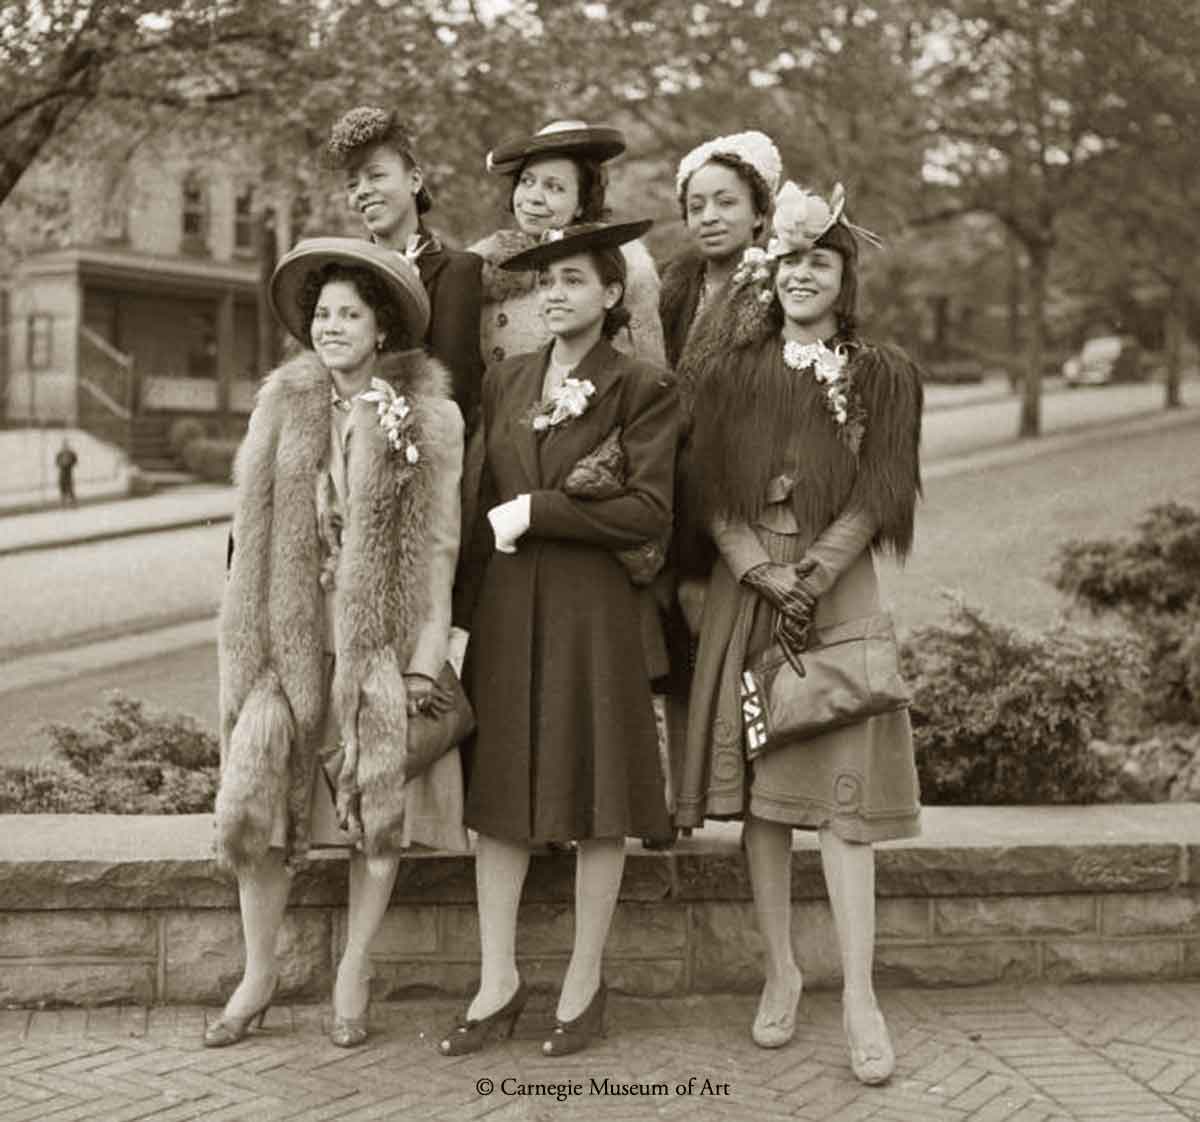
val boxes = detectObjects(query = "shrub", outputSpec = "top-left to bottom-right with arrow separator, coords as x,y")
901,601 -> 1145,805
182,437 -> 239,483
167,417 -> 207,459
1052,502 -> 1200,723
0,693 -> 219,814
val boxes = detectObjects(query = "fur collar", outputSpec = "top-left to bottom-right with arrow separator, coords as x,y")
659,249 -> 707,368
470,228 -> 540,304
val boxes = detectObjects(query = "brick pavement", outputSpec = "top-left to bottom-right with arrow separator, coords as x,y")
1,984 -> 1198,1121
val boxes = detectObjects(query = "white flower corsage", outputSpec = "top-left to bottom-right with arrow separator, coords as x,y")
528,376 -> 595,433
360,383 -> 420,463
782,339 -> 865,451
731,246 -> 776,305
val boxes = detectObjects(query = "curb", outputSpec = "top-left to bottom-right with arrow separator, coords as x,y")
0,512 -> 232,560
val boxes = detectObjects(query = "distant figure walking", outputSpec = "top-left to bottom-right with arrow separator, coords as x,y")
55,438 -> 78,506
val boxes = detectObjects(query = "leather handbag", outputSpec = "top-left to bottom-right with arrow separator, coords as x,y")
322,659 -> 475,804
562,426 -> 668,587
739,612 -> 910,761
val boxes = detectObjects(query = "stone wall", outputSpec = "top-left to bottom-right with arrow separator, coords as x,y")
2,806 -> 1199,1007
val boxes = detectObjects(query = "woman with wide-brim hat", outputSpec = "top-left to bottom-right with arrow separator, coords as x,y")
440,220 -> 676,1058
325,106 -> 485,428
678,183 -> 922,1083
469,120 -> 666,367
205,237 -> 467,1051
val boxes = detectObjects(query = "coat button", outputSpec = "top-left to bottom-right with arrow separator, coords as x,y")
492,346 -> 505,361
497,313 -> 508,327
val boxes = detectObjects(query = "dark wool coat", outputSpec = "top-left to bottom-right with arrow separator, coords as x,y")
463,339 -> 677,843
415,230 -> 485,430
216,349 -> 464,868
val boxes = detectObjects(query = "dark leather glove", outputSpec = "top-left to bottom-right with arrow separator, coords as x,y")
742,560 -> 820,651
403,672 -> 437,717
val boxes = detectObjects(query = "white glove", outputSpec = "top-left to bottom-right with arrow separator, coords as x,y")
487,494 -> 531,554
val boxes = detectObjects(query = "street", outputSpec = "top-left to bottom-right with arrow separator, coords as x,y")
0,384 -> 1196,769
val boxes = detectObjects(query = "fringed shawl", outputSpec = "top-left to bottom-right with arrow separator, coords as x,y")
688,334 -> 923,558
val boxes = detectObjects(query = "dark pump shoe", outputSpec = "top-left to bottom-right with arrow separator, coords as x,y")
439,979 -> 528,1056
202,977 -> 279,1048
542,980 -> 607,1057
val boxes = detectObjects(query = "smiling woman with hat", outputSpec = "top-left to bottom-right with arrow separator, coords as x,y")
468,120 -> 666,366
207,237 -> 468,1051
442,220 -> 677,1059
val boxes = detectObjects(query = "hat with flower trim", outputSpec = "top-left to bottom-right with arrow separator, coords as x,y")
269,237 -> 430,346
766,181 -> 883,258
485,120 -> 627,176
499,219 -> 654,272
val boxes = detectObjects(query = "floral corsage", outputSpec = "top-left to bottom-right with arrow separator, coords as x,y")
360,383 -> 421,464
731,246 -> 775,306
782,339 -> 865,453
526,376 -> 595,433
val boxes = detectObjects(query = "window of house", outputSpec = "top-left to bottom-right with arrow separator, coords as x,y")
181,172 -> 208,251
234,184 -> 256,254
185,310 -> 217,378
27,314 -> 53,370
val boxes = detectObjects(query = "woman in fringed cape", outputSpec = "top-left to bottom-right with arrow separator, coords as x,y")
676,182 -> 923,1084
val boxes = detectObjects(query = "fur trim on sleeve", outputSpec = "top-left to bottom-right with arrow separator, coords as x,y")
847,341 -> 924,558
469,229 -> 539,304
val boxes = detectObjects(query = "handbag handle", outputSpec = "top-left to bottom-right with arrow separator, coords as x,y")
773,616 -> 807,679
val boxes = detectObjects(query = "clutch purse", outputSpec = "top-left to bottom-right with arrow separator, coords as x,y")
562,426 -> 668,587
739,612 -> 910,761
321,659 -> 475,804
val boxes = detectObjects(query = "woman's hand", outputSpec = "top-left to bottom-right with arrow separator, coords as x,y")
741,559 -> 820,650
487,494 -> 531,553
403,672 -> 437,716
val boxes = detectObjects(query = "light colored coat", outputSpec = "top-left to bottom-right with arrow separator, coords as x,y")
215,348 -> 466,868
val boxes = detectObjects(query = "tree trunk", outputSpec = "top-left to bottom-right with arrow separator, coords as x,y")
1019,243 -> 1048,438
1006,235 -> 1023,392
1163,279 -> 1184,410
257,209 -> 280,375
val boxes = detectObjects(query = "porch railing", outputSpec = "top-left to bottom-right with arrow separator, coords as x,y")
77,325 -> 134,453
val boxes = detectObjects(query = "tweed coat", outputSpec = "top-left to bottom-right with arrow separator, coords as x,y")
469,230 -> 667,368
216,348 -> 467,868
463,338 -> 677,843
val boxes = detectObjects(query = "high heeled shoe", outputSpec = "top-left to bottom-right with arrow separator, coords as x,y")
202,977 -> 279,1048
438,979 -> 528,1056
330,985 -> 372,1048
751,966 -> 803,1049
843,998 -> 895,1085
542,980 -> 607,1057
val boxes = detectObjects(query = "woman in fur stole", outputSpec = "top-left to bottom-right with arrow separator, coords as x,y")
440,221 -> 676,1059
677,183 -> 923,1083
207,238 -> 467,1050
469,121 -> 665,366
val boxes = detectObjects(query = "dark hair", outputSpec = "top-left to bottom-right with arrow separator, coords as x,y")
765,223 -> 859,337
325,106 -> 433,214
298,264 -> 415,353
508,154 -> 608,223
678,152 -> 773,236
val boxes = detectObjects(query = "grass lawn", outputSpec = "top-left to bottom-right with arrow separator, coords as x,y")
879,417 -> 1200,637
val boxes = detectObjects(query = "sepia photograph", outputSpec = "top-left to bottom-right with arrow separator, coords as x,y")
1,0 -> 1198,1118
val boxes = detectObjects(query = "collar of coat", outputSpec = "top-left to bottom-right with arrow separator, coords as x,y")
472,228 -> 541,305
216,347 -> 451,868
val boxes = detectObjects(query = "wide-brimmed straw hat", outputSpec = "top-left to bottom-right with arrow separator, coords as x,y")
269,237 -> 430,345
485,120 -> 626,176
499,219 -> 654,272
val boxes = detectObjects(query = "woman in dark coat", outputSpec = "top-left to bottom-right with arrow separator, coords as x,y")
441,221 -> 676,1058
326,106 -> 485,427
679,182 -> 922,1083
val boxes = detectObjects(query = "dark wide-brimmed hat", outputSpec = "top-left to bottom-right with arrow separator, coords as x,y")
499,220 -> 654,272
269,237 -> 430,345
485,120 -> 626,177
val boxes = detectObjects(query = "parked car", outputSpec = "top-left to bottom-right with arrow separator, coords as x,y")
922,344 -> 986,385
1062,335 -> 1150,386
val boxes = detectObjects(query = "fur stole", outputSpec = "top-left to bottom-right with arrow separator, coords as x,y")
688,334 -> 923,558
469,228 -> 540,304
216,348 -> 452,869
659,249 -> 706,369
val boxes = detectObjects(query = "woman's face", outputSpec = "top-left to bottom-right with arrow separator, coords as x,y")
344,142 -> 421,240
512,156 -> 583,235
536,252 -> 620,340
684,161 -> 760,261
310,280 -> 383,377
775,246 -> 845,336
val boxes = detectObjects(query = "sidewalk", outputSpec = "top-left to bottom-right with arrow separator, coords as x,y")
2,981 -> 1197,1120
